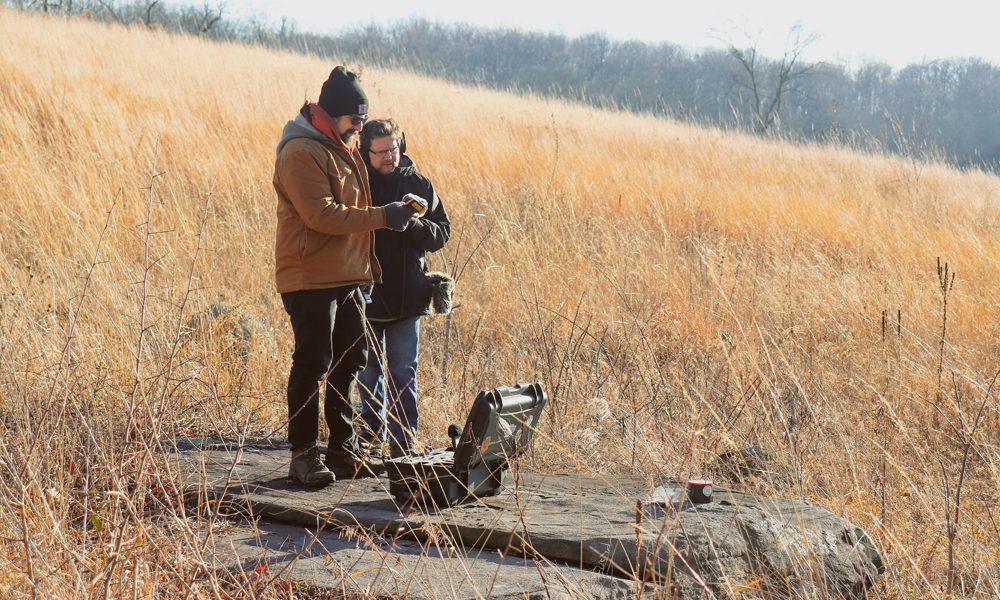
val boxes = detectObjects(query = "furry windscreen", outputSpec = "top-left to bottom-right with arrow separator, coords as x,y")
426,271 -> 455,315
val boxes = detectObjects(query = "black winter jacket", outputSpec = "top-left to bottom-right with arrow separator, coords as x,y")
364,154 -> 451,321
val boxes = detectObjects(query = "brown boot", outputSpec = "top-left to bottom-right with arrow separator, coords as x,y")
359,436 -> 385,458
288,446 -> 335,486
325,448 -> 385,479
389,440 -> 415,460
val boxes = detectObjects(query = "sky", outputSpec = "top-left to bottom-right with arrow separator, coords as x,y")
233,0 -> 1000,70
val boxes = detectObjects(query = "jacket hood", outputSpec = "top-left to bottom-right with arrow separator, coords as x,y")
275,114 -> 330,157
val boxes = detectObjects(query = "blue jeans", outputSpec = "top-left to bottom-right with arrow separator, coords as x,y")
357,316 -> 420,452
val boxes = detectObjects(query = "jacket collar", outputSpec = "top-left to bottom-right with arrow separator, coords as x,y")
275,102 -> 356,157
300,102 -> 345,147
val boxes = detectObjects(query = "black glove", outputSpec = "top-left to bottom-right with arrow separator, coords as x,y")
383,201 -> 419,232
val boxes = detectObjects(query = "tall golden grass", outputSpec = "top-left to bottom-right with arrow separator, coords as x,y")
4,6 -> 1000,598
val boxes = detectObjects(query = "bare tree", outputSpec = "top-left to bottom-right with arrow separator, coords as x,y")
92,0 -> 161,26
571,32 -> 612,84
181,0 -> 226,35
719,22 -> 822,135
24,0 -> 81,13
94,0 -> 126,23
140,0 -> 158,26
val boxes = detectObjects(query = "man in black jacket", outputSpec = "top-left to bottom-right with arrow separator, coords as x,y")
358,118 -> 451,458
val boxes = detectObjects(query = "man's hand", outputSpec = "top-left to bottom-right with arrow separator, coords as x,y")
383,201 -> 420,231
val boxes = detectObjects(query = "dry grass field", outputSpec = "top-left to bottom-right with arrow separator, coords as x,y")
4,6 -> 1000,598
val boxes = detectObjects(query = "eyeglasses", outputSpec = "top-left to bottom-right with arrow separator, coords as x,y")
369,145 -> 400,158
350,114 -> 369,127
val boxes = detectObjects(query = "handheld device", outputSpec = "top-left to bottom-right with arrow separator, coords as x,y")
402,193 -> 428,217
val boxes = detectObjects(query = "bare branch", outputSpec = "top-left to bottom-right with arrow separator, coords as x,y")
718,21 -> 823,134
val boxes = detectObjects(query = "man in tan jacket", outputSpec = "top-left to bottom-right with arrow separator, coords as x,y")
274,66 -> 419,485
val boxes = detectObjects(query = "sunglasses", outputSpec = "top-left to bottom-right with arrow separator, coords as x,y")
351,114 -> 369,127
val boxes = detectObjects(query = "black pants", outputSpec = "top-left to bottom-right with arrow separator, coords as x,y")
281,285 -> 368,452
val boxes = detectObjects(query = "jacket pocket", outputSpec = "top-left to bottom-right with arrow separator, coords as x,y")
297,227 -> 308,258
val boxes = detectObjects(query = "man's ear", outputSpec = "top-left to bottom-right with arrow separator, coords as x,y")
399,131 -> 407,154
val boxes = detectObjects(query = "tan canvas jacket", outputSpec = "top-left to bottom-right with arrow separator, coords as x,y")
273,122 -> 387,294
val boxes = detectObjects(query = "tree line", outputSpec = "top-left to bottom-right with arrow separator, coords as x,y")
8,0 -> 1000,170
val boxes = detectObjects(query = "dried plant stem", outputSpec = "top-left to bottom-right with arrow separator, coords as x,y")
944,369 -> 1000,593
935,257 -> 955,403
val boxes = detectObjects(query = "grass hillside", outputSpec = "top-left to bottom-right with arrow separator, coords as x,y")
3,7 -> 1000,598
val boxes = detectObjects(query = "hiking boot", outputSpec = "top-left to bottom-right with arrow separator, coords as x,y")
359,437 -> 385,458
325,448 -> 385,479
389,441 -> 415,460
288,446 -> 335,486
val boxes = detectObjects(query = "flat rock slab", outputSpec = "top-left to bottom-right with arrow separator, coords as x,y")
208,520 -> 643,600
168,440 -> 883,599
